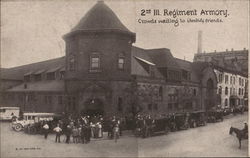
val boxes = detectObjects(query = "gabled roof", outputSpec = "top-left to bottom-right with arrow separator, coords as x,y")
131,46 -> 164,79
66,1 -> 135,39
175,58 -> 200,83
147,48 -> 180,69
1,57 -> 65,80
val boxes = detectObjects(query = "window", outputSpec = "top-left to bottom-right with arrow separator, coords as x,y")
58,96 -> 63,105
225,98 -> 228,106
225,87 -> 228,95
67,96 -> 76,111
218,74 -> 223,83
24,75 -> 30,82
159,86 -> 163,98
230,88 -> 232,95
230,76 -> 232,84
168,103 -> 173,110
182,70 -> 189,80
118,58 -> 125,70
193,88 -> 197,96
90,53 -> 100,70
239,88 -> 241,95
117,97 -> 123,112
44,96 -> 52,104
148,104 -> 152,110
47,72 -> 55,80
239,78 -> 241,86
225,75 -> 228,84
233,77 -> 235,84
34,74 -> 42,81
154,104 -> 158,110
218,86 -> 222,95
68,55 -> 76,71
59,71 -> 65,80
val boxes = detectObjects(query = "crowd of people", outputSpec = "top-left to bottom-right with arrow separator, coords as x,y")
40,114 -> 124,143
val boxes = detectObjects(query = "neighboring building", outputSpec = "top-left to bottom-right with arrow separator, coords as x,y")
1,1 -> 222,117
194,49 -> 248,75
194,49 -> 248,109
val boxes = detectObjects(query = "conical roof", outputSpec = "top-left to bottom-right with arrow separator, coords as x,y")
66,1 -> 135,39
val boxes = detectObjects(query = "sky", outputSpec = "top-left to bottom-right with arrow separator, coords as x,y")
1,0 -> 249,68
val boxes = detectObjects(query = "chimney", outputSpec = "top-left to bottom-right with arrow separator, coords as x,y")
243,48 -> 246,50
197,30 -> 202,54
214,50 -> 216,53
231,48 -> 234,51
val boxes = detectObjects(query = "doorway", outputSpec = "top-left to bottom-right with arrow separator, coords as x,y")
81,98 -> 104,117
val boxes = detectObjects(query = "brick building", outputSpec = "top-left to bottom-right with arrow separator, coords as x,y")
0,1 -> 220,117
194,49 -> 248,109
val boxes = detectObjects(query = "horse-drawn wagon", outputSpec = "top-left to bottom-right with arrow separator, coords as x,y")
188,111 -> 207,128
207,109 -> 223,123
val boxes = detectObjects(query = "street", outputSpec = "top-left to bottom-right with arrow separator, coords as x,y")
1,113 -> 248,157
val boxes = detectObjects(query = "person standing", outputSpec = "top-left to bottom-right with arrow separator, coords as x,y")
43,122 -> 49,139
53,124 -> 62,143
72,126 -> 78,143
113,123 -> 120,143
65,125 -> 72,144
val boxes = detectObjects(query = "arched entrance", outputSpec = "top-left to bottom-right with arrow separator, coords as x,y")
81,98 -> 104,116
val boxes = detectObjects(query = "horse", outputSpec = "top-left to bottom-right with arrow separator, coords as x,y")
229,127 -> 248,149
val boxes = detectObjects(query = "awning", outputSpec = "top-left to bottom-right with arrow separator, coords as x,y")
59,67 -> 65,71
34,69 -> 46,75
134,56 -> 155,66
24,71 -> 33,76
46,66 -> 62,73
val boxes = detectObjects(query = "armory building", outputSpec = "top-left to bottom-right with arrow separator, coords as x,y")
0,1 -> 247,117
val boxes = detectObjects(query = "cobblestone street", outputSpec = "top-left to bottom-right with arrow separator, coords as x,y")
1,113 -> 248,157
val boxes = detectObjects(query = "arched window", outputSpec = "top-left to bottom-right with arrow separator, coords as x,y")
218,86 -> 222,95
193,88 -> 196,96
225,87 -> 228,95
239,88 -> 241,95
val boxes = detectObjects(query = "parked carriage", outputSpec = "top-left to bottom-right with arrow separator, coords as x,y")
188,111 -> 207,128
207,110 -> 223,123
134,117 -> 170,138
172,113 -> 190,131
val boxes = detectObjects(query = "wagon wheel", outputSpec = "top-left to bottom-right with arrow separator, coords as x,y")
14,124 -> 23,132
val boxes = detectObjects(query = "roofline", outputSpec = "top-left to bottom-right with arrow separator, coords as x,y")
2,56 -> 65,69
63,29 -> 136,42
195,49 -> 249,56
